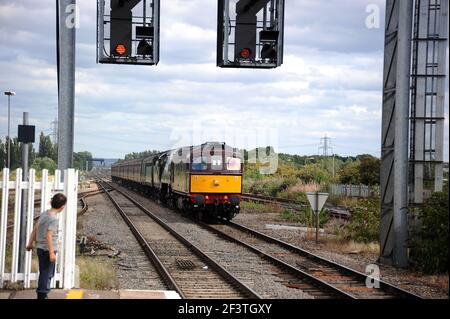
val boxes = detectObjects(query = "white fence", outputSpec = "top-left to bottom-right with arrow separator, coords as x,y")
330,184 -> 380,198
0,168 -> 78,289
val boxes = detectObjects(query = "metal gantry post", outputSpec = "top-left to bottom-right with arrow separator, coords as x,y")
380,0 -> 413,268
57,0 -> 77,171
409,0 -> 448,204
380,0 -> 448,268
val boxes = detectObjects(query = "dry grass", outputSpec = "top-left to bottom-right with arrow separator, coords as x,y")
339,197 -> 361,207
287,182 -> 321,193
322,237 -> 380,256
77,256 -> 117,290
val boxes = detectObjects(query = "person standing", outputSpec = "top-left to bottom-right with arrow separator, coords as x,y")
26,193 -> 67,299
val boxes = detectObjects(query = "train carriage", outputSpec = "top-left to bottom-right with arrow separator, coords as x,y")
111,142 -> 243,220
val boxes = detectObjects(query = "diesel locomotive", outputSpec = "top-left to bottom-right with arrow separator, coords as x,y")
111,142 -> 243,220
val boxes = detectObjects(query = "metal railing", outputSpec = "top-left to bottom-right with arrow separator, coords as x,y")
330,184 -> 379,198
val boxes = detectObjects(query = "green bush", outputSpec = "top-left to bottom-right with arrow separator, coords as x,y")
296,164 -> 332,184
341,198 -> 380,243
249,177 -> 297,197
338,162 -> 360,185
31,157 -> 57,174
412,185 -> 448,274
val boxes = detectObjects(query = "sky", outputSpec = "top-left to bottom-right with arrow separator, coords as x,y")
0,0 -> 448,160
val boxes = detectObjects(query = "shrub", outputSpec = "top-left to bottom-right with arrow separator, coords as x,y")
359,155 -> 380,186
412,184 -> 449,274
340,198 -> 380,243
338,162 -> 361,185
296,164 -> 332,184
31,157 -> 57,174
249,177 -> 297,197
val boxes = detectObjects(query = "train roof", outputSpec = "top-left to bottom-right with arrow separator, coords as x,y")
112,142 -> 242,168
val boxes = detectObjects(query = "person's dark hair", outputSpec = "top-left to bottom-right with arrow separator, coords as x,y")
51,193 -> 67,209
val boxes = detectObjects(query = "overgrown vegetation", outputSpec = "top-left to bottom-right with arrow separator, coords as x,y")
77,256 -> 117,290
336,198 -> 380,243
241,150 -> 384,243
412,182 -> 449,274
240,201 -> 281,214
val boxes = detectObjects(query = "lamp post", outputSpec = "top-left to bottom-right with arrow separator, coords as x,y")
4,91 -> 16,168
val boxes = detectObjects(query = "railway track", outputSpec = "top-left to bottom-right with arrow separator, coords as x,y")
242,193 -> 351,220
96,179 -> 261,299
104,179 -> 422,299
102,181 -> 369,299
200,221 -> 422,299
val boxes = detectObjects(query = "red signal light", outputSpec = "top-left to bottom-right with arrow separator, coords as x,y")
240,48 -> 251,59
115,44 -> 127,56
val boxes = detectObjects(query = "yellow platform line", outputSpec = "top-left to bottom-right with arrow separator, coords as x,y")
66,289 -> 85,299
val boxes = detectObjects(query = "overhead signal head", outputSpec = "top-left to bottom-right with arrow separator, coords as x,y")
114,44 -> 127,56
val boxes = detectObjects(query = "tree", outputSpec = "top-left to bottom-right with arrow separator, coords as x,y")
39,132 -> 57,162
73,152 -> 93,171
338,162 -> 361,184
124,150 -> 160,160
359,155 -> 380,185
0,137 -> 36,170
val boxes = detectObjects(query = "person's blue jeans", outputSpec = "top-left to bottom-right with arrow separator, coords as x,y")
36,248 -> 56,299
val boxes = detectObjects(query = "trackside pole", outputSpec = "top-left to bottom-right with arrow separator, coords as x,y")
57,0 -> 76,171
18,112 -> 29,273
315,195 -> 319,243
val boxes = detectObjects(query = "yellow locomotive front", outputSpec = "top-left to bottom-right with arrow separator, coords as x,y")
187,143 -> 243,220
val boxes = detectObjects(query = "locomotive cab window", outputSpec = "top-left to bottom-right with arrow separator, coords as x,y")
192,156 -> 207,171
226,157 -> 242,171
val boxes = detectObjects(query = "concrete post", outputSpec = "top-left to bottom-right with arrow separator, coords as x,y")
393,0 -> 413,268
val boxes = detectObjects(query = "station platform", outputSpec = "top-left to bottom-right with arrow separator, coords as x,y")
0,289 -> 181,299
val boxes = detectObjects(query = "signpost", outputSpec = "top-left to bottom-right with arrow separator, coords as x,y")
17,113 -> 35,272
306,192 -> 329,243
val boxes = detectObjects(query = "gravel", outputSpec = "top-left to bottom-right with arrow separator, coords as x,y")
114,185 -> 322,299
83,181 -> 448,299
78,184 -> 166,291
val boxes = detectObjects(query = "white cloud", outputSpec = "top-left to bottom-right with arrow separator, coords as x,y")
0,0 -> 447,161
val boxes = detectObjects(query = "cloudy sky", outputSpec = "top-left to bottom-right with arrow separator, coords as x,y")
0,0 -> 448,160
